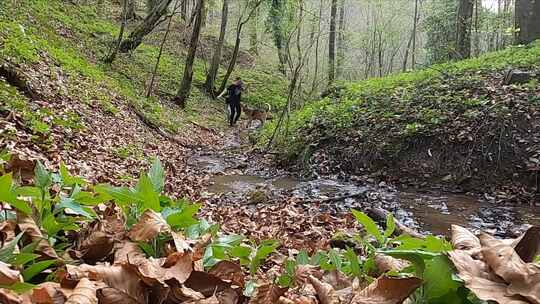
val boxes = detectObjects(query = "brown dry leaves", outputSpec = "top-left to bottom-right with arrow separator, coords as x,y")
448,225 -> 540,304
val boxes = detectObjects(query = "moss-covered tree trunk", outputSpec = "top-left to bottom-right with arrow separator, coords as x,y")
205,0 -> 228,96
515,0 -> 540,44
174,0 -> 204,108
456,0 -> 474,59
119,0 -> 173,53
270,0 -> 287,75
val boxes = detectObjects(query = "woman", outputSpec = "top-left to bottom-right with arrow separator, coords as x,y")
218,77 -> 244,126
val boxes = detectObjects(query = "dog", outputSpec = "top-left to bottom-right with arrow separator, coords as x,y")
242,103 -> 272,128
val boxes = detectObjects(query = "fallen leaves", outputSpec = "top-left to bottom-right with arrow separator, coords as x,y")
448,225 -> 540,304
0,261 -> 22,285
128,209 -> 170,242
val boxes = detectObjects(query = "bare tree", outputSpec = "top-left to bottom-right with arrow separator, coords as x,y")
328,0 -> 337,85
515,0 -> 540,44
104,0 -> 129,64
217,0 -> 264,95
205,0 -> 229,96
173,0 -> 205,108
336,0 -> 346,79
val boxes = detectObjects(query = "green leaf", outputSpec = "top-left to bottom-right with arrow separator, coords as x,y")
0,232 -> 24,262
423,255 -> 462,301
8,253 -> 39,266
384,213 -> 396,238
94,184 -> 137,205
42,213 -> 63,236
59,162 -> 86,186
148,158 -> 165,193
380,249 -> 440,276
534,255 -> 540,263
166,204 -> 200,228
135,175 -> 161,212
138,242 -> 156,257
0,282 -> 36,294
34,161 -> 51,190
22,260 -> 56,281
344,248 -> 361,277
230,245 -> 252,258
328,248 -> 342,271
352,209 -> 384,244
296,250 -> 310,265
57,197 -> 96,219
250,240 -> 279,275
0,173 -> 32,215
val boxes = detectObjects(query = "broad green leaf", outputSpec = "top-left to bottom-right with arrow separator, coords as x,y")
534,255 -> 540,263
344,248 -> 361,277
22,260 -> 56,281
250,240 -> 279,275
42,213 -> 63,236
94,184 -> 137,205
381,249 -> 440,276
15,186 -> 42,198
0,282 -> 36,294
328,248 -> 342,271
423,255 -> 462,301
0,173 -> 31,215
0,232 -> 24,262
352,209 -> 384,244
296,250 -> 310,265
135,175 -> 161,212
71,190 -> 107,206
230,245 -> 252,258
384,213 -> 396,238
214,234 -> 244,247
166,204 -> 200,228
57,197 -> 95,219
34,161 -> 51,190
59,162 -> 86,186
8,253 -> 39,266
138,242 -> 156,257
148,158 -> 165,193
394,235 -> 452,253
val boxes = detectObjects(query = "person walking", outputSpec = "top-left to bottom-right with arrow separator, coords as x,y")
218,77 -> 244,126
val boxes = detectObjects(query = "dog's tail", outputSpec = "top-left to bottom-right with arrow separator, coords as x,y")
265,102 -> 271,112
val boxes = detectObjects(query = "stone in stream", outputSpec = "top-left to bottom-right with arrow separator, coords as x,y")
503,69 -> 537,85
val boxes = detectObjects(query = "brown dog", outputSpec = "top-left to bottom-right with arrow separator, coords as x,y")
242,103 -> 271,128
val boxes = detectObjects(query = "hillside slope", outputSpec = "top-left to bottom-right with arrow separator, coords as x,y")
0,0 -> 286,197
261,43 -> 540,203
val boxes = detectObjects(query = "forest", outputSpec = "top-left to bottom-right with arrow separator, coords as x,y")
0,0 -> 539,303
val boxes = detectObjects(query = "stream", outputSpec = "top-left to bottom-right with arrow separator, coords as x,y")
192,132 -> 540,237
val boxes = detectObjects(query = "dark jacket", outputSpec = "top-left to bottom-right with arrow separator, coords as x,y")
226,83 -> 243,104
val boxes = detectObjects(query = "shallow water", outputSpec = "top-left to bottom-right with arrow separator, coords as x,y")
205,172 -> 539,236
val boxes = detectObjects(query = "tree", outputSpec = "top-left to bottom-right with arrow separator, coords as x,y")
217,0 -> 264,94
425,0 -> 458,64
104,0 -> 130,64
456,0 -> 474,59
336,0 -> 346,79
205,0 -> 229,96
173,0 -> 205,108
119,0 -> 174,53
269,0 -> 288,75
125,0 -> 137,20
328,0 -> 337,85
515,0 -> 540,44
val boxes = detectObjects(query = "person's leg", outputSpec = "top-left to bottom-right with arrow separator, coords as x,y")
229,103 -> 235,126
233,102 -> 241,124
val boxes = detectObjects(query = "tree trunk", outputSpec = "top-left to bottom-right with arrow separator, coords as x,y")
173,0 -> 204,108
125,0 -> 137,20
328,0 -> 338,85
515,0 -> 540,44
310,0 -> 323,97
104,0 -> 129,63
218,0 -> 263,94
181,0 -> 187,20
119,0 -> 174,53
270,0 -> 287,75
248,3 -> 259,55
456,0 -> 474,59
411,0 -> 419,68
205,0 -> 228,96
336,0 -> 346,79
